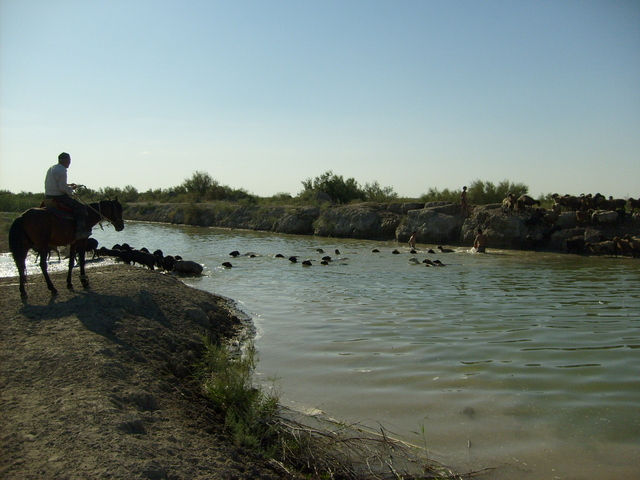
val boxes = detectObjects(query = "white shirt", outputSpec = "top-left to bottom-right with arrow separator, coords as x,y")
44,163 -> 74,196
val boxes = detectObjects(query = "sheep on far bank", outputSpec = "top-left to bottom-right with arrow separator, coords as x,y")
516,195 -> 541,211
628,198 -> 640,213
594,195 -> 626,211
585,241 -> 617,256
575,210 -> 592,225
564,236 -> 586,255
591,210 -> 619,225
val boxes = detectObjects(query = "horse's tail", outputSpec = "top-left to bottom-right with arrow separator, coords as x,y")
9,216 -> 30,263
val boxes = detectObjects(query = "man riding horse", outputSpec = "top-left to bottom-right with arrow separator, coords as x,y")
44,152 -> 91,239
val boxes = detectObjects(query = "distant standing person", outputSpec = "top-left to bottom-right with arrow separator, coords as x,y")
44,152 -> 90,239
460,186 -> 469,215
408,231 -> 417,249
474,228 -> 487,253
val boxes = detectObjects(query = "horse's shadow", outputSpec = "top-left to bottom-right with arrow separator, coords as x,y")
20,289 -> 171,343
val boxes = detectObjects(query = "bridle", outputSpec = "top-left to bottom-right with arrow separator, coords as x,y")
84,199 -> 122,231
74,187 -> 123,230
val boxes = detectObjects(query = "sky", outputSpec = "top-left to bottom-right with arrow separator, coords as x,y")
1,1 -> 639,199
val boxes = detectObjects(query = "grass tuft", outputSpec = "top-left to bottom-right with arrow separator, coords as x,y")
197,339 -> 279,449
195,337 -> 484,479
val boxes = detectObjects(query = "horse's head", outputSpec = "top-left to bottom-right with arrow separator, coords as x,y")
100,198 -> 125,231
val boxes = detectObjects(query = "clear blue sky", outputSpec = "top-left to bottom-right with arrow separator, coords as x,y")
1,1 -> 639,199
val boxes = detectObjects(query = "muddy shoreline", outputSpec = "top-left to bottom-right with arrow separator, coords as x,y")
0,265 -> 292,479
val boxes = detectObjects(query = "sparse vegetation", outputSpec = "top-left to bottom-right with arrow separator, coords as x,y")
420,179 -> 530,205
1,172 -> 541,211
196,338 -> 468,479
0,190 -> 42,212
198,339 -> 280,450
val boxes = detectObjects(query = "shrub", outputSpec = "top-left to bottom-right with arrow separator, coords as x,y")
198,340 -> 279,449
420,179 -> 530,205
301,171 -> 363,204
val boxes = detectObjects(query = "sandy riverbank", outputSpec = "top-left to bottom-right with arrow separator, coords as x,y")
0,265 -> 292,479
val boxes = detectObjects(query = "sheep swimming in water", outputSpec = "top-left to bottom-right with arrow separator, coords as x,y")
172,260 -> 204,275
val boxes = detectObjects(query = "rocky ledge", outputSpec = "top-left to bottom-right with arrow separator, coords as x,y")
124,202 -> 640,255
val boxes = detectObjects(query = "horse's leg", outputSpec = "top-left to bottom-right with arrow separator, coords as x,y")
67,244 -> 76,290
77,248 -> 89,289
39,249 -> 58,296
14,250 -> 29,298
9,217 -> 31,298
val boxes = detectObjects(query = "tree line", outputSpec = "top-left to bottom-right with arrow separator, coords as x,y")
0,170 -> 539,212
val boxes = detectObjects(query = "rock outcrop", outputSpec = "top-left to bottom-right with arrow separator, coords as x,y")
124,202 -> 640,254
313,203 -> 403,239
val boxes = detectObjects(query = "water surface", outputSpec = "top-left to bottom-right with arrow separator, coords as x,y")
3,221 -> 638,479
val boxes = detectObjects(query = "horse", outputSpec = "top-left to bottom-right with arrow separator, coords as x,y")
9,198 -> 125,298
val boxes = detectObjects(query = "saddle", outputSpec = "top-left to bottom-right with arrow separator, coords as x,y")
40,198 -> 75,221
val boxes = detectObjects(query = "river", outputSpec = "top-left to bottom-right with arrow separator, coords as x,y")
2,221 -> 639,479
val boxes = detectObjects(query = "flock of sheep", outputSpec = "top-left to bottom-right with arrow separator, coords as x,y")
82,242 -> 454,276
96,243 -> 204,275
223,246 -> 450,268
502,192 -> 639,217
502,192 -> 640,258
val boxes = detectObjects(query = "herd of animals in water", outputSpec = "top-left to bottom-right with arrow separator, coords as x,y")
502,192 -> 640,258
79,242 -> 454,275
94,242 -> 204,275
84,234 -> 640,280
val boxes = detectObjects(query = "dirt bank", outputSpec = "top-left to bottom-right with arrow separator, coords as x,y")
0,265 -> 290,480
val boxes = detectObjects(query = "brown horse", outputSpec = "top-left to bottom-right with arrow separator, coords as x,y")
9,198 -> 125,298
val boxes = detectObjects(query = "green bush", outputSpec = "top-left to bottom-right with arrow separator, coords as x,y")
420,179 -> 531,205
198,340 -> 279,449
300,171 -> 398,204
467,179 -> 528,204
419,187 -> 458,204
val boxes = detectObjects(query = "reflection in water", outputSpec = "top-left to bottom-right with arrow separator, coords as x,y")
2,221 -> 639,479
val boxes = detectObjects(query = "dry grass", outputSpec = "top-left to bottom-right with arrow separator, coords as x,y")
267,407 -> 491,480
